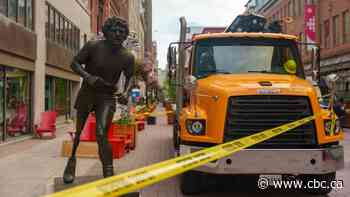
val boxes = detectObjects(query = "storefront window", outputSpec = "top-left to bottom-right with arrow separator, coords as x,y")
45,77 -> 71,119
5,68 -> 31,138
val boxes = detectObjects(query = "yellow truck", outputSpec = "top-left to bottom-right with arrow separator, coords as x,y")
168,15 -> 344,195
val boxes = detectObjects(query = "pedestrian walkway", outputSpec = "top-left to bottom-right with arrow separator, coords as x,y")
0,109 -> 349,197
0,107 -> 178,197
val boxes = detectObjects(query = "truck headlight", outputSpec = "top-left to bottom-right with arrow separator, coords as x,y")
324,119 -> 341,136
186,119 -> 206,135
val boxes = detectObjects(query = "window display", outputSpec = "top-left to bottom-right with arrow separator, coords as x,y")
5,68 -> 31,138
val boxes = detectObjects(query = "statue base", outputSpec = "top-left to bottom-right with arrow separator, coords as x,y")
53,176 -> 140,197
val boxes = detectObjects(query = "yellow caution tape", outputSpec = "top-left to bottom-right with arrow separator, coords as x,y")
47,114 -> 318,197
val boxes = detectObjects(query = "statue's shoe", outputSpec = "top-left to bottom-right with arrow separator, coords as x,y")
63,157 -> 76,184
103,165 -> 114,178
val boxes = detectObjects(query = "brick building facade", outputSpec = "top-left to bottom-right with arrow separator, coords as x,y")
246,0 -> 350,98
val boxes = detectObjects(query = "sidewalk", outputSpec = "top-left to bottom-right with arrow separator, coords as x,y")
0,122 -> 101,197
0,107 -> 177,197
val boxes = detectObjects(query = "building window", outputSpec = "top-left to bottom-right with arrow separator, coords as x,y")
45,4 -> 49,38
67,23 -> 72,48
8,0 -> 17,21
0,0 -> 32,29
60,15 -> 64,44
17,0 -> 25,25
288,1 -> 292,17
55,11 -> 60,42
0,0 -> 7,16
49,7 -> 55,41
300,0 -> 304,16
64,21 -> 68,47
333,15 -> 340,46
26,0 -> 32,29
343,10 -> 350,43
293,0 -> 298,16
46,3 -> 81,53
324,19 -> 330,48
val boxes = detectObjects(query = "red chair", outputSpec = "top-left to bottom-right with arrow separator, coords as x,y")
35,111 -> 57,138
7,104 -> 28,136
68,113 -> 97,141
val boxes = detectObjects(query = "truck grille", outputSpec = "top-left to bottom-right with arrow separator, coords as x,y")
224,95 -> 317,148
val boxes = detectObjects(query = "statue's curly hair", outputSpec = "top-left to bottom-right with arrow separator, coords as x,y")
102,16 -> 129,38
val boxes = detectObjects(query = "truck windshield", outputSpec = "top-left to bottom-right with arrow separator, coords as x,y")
193,38 -> 302,78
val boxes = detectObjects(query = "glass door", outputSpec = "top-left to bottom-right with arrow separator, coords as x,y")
45,76 -> 54,111
54,78 -> 67,117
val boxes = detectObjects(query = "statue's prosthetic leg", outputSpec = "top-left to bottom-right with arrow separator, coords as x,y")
63,111 -> 89,184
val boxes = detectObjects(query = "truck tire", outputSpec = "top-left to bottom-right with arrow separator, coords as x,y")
300,172 -> 336,195
180,171 -> 204,195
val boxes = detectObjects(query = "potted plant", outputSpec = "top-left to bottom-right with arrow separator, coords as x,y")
112,108 -> 137,150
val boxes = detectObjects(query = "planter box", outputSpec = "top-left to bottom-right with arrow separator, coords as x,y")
109,123 -> 136,150
61,140 -> 98,158
61,139 -> 126,159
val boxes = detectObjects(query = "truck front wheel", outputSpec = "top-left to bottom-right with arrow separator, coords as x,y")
180,171 -> 204,195
300,172 -> 336,195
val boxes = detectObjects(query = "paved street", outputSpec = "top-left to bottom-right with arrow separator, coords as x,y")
0,108 -> 349,197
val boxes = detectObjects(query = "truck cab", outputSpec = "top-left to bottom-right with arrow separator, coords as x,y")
169,16 -> 344,195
